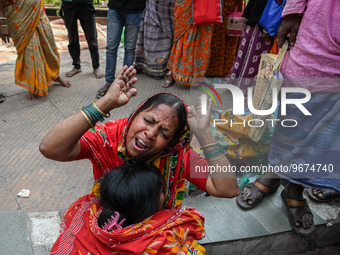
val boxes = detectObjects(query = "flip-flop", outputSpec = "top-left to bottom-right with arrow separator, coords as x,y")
0,93 -> 6,103
96,84 -> 110,99
307,188 -> 340,202
236,180 -> 280,210
281,190 -> 315,236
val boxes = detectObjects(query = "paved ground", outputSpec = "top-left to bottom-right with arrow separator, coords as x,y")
1,47 -> 340,254
0,47 -> 199,213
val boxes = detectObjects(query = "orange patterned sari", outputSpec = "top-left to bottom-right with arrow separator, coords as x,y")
4,0 -> 60,96
167,0 -> 213,86
50,194 -> 206,255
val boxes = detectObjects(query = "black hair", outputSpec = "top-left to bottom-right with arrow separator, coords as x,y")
97,162 -> 165,229
134,93 -> 187,142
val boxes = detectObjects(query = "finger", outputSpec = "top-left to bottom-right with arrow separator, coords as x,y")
116,65 -> 128,80
277,25 -> 289,48
126,77 -> 138,90
288,26 -> 299,47
206,97 -> 213,114
126,88 -> 137,99
121,66 -> 136,83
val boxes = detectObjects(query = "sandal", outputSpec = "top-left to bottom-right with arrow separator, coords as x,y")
236,180 -> 280,210
96,84 -> 110,99
0,93 -> 6,103
307,188 -> 340,202
162,73 -> 175,88
281,190 -> 315,236
66,68 -> 82,77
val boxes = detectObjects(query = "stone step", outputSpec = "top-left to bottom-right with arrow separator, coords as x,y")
1,187 -> 339,255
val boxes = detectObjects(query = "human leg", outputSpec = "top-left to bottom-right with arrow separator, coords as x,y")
281,182 -> 315,235
78,3 -> 103,78
236,172 -> 281,209
123,12 -> 143,67
97,9 -> 124,98
105,9 -> 124,83
56,76 -> 71,88
62,2 -> 81,71
307,188 -> 340,202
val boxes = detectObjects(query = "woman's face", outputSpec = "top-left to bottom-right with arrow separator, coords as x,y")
126,104 -> 179,160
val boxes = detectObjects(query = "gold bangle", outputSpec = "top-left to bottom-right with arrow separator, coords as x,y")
0,24 -> 8,27
93,101 -> 110,118
208,153 -> 226,162
201,142 -> 219,150
81,110 -> 94,128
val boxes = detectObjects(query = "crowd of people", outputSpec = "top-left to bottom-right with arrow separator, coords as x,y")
1,0 -> 340,253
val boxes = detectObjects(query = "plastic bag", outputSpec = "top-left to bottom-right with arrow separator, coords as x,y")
226,6 -> 246,37
259,0 -> 286,36
193,0 -> 223,25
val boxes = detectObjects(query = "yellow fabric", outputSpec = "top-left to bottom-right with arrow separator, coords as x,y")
188,240 -> 206,255
4,0 -> 60,96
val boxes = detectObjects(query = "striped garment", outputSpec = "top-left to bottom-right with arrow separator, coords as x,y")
134,0 -> 175,79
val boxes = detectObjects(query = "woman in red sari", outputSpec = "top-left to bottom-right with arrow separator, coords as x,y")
40,65 -> 239,209
0,0 -> 70,100
51,162 -> 206,254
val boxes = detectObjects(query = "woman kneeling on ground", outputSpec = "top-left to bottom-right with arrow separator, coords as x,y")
40,65 -> 239,209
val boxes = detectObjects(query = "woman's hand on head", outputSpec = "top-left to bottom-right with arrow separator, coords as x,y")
102,65 -> 138,109
187,96 -> 213,137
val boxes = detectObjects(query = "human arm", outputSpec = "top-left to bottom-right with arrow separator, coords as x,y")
39,65 -> 137,161
0,0 -> 10,43
187,97 -> 240,198
277,0 -> 307,47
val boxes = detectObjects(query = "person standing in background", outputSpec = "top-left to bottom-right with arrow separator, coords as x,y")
96,0 -> 145,98
134,0 -> 175,80
0,0 -> 71,100
163,0 -> 213,88
61,0 -> 104,79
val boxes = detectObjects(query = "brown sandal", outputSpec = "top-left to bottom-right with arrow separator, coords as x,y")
281,190 -> 315,236
236,180 -> 280,210
307,188 -> 340,202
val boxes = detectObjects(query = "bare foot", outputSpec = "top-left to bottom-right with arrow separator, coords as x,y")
26,92 -> 36,100
66,68 -> 82,77
93,68 -> 104,79
56,76 -> 71,88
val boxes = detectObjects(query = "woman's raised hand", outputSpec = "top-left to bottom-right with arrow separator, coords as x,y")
104,65 -> 138,109
187,96 -> 213,137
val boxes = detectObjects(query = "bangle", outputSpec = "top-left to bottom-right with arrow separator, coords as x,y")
0,25 -> 7,27
93,101 -> 110,118
203,145 -> 225,159
208,153 -> 226,162
201,142 -> 219,150
0,17 -> 6,20
81,110 -> 94,128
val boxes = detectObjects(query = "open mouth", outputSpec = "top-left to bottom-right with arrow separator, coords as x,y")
135,138 -> 149,150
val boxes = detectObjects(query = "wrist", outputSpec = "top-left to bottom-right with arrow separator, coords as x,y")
95,97 -> 116,114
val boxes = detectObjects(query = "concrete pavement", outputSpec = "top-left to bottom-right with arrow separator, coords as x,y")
1,48 -> 340,254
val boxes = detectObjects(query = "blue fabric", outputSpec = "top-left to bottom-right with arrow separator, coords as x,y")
105,8 -> 143,84
259,0 -> 286,36
269,93 -> 340,192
